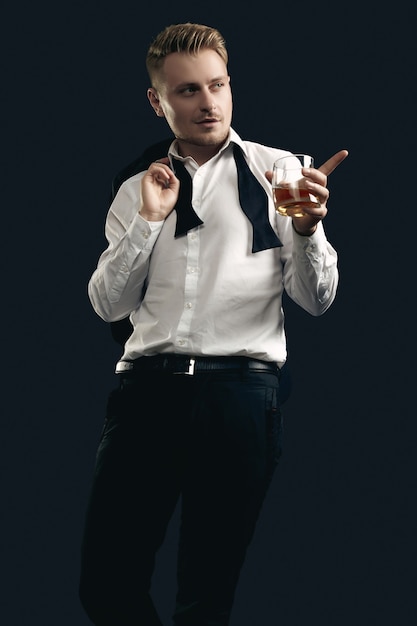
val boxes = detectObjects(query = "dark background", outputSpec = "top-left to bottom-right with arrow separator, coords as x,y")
2,1 -> 416,624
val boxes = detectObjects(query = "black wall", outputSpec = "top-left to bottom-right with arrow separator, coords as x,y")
2,2 -> 415,625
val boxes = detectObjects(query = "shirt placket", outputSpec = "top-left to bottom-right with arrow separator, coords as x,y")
175,169 -> 202,351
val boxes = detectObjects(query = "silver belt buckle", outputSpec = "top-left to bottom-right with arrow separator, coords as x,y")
115,360 -> 134,373
174,358 -> 195,376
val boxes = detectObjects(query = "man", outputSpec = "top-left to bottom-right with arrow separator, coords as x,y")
79,22 -> 348,626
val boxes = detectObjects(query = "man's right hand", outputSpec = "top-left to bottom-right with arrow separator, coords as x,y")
140,157 -> 180,221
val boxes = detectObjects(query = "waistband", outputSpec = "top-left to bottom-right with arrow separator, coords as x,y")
115,354 -> 279,376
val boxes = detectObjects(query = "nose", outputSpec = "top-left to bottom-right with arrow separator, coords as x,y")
199,89 -> 216,112
200,101 -> 216,114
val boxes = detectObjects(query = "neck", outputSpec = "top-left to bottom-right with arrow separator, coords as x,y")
175,137 -> 228,166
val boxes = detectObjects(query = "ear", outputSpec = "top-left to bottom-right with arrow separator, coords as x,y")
147,88 -> 164,117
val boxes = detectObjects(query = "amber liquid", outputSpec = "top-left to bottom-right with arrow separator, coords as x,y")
273,186 -> 320,217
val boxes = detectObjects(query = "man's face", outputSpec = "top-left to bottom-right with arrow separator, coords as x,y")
149,49 -> 233,153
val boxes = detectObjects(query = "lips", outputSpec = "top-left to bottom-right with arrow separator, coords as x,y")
196,118 -> 220,124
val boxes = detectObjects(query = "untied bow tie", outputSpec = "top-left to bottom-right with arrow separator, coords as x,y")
172,144 -> 283,253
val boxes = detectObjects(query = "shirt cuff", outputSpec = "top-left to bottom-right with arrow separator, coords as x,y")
291,221 -> 332,267
130,213 -> 164,250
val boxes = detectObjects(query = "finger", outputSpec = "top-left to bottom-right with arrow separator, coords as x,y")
147,162 -> 174,188
154,156 -> 170,166
318,149 -> 349,176
304,178 -> 329,204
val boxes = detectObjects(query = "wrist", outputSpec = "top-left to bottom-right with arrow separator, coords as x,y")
292,222 -> 318,237
139,207 -> 166,222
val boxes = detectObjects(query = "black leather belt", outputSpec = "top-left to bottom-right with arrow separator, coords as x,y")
115,354 -> 279,376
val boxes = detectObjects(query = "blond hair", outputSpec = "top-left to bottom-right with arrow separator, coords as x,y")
146,23 -> 228,89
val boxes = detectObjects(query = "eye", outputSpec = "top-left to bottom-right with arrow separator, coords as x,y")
181,86 -> 198,95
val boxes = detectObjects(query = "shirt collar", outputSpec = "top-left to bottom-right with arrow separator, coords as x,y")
168,127 -> 247,163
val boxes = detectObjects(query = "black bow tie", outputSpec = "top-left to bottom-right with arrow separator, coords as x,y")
172,158 -> 204,237
172,145 -> 282,252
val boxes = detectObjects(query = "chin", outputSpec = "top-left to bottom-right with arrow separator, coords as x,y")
196,128 -> 229,146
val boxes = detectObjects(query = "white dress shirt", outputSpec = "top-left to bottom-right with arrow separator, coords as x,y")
88,128 -> 339,367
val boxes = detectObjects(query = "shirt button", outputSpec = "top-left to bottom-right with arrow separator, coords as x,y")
185,302 -> 193,309
177,339 -> 186,346
142,231 -> 150,239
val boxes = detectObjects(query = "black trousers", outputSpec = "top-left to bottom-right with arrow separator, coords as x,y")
79,367 -> 285,626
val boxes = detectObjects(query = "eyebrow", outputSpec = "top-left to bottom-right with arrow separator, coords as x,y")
175,75 -> 227,90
